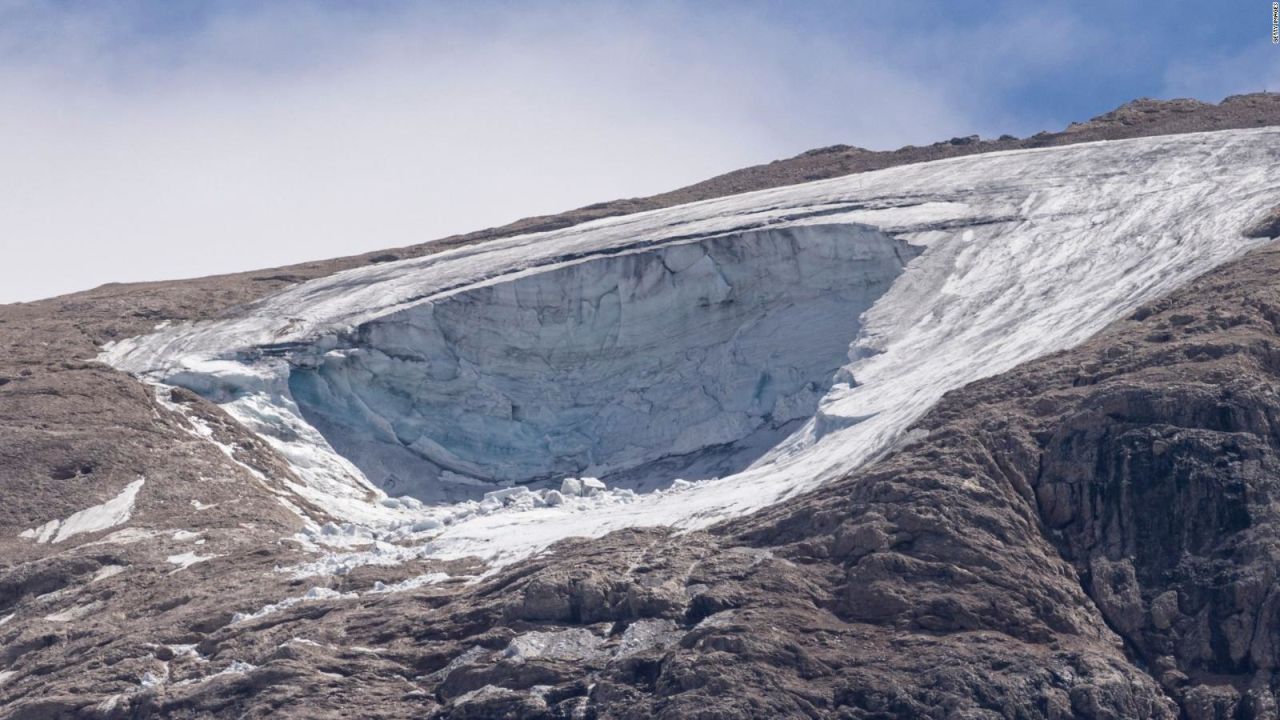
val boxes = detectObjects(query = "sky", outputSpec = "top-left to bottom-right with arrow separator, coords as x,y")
0,0 -> 1277,303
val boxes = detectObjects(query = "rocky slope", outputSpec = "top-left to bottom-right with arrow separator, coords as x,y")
2,95 -> 1280,719
7,224 -> 1278,720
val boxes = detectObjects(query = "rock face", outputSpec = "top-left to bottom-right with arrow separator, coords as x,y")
875,242 -> 1280,719
3,96 -> 1280,719
1246,205 -> 1280,239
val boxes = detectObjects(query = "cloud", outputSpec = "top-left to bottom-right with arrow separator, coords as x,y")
0,2 -> 989,303
6,1 -> 1254,304
1162,46 -> 1280,101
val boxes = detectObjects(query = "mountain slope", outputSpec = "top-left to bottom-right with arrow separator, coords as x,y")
10,214 -> 1279,720
95,125 -> 1280,569
2,95 -> 1280,719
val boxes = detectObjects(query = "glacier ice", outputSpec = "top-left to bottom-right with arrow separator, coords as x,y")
286,224 -> 914,501
102,127 -> 1280,567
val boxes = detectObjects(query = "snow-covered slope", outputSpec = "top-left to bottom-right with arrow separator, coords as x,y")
103,127 -> 1280,568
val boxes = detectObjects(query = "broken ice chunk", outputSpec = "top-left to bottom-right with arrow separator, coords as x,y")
483,486 -> 533,504
559,477 -> 606,497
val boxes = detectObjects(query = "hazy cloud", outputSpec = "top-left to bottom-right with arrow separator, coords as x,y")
0,1 -> 1268,302
0,2 -> 983,302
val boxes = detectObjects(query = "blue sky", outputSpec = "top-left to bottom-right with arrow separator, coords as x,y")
0,1 -> 1276,302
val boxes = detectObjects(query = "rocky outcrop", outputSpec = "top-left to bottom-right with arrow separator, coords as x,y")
1245,205 -> 1280,239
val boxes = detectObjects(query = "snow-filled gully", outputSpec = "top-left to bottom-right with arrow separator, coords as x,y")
101,127 -> 1280,570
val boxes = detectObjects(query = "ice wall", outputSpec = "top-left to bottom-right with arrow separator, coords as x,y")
287,225 -> 914,501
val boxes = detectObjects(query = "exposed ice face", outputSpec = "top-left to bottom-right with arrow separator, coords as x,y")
286,225 -> 914,501
102,127 -> 1280,566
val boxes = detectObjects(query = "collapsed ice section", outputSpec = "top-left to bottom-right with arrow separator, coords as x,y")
287,225 -> 913,501
102,127 -> 1280,564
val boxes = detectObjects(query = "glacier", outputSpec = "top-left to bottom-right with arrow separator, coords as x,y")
102,127 -> 1280,568
287,225 -> 915,502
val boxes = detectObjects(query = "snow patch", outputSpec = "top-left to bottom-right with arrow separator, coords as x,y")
368,572 -> 451,594
91,565 -> 127,583
83,526 -> 159,546
167,552 -> 215,571
165,643 -> 202,660
43,601 -> 103,623
21,478 -> 144,544
232,587 -> 356,624
140,665 -> 169,689
169,660 -> 258,688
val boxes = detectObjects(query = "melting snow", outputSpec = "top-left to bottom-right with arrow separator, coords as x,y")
213,660 -> 257,676
140,665 -> 169,689
367,572 -> 451,594
91,565 -> 127,583
169,660 -> 258,688
165,643 -> 202,659
20,478 -> 144,544
84,527 -> 159,546
232,587 -> 357,624
166,552 -> 215,571
43,601 -> 104,623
